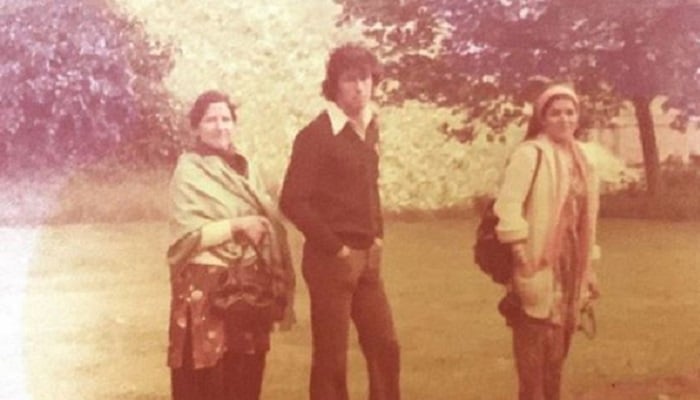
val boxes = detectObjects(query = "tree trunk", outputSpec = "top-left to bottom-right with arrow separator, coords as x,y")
632,96 -> 661,195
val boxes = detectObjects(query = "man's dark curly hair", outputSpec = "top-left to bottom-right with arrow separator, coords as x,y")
321,43 -> 383,102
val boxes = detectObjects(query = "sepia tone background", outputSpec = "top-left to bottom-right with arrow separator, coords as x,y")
0,0 -> 699,399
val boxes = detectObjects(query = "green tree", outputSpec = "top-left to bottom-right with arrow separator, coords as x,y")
336,0 -> 700,194
0,0 -> 179,170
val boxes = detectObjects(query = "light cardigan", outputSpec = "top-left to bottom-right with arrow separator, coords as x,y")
494,136 -> 600,319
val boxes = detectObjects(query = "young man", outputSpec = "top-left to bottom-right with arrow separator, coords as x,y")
280,43 -> 400,400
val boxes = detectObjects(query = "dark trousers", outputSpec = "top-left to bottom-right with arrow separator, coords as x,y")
171,323 -> 267,400
302,242 -> 400,400
512,316 -> 573,400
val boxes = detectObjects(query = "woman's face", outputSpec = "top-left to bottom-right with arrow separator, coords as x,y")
195,102 -> 235,151
541,97 -> 579,144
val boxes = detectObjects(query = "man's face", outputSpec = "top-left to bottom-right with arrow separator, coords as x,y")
335,68 -> 373,116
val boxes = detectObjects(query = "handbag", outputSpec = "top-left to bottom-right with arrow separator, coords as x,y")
209,234 -> 284,335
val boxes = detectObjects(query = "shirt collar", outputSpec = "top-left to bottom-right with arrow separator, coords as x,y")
326,102 -> 375,136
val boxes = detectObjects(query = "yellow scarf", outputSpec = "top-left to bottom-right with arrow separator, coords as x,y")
167,150 -> 296,330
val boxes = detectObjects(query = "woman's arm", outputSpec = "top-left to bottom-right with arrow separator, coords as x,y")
494,144 -> 540,244
167,155 -> 268,265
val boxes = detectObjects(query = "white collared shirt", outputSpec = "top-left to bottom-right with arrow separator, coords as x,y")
326,102 -> 375,141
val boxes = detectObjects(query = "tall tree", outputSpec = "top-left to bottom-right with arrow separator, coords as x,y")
337,0 -> 700,194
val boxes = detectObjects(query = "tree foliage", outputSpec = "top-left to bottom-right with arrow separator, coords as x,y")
117,0 -> 639,208
118,0 -> 366,183
336,0 -> 700,193
0,0 -> 180,170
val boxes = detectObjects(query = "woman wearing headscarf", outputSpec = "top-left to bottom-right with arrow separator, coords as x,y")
494,84 -> 601,400
166,90 -> 295,400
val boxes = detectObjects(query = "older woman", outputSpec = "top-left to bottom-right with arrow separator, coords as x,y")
166,90 -> 295,400
494,84 -> 600,400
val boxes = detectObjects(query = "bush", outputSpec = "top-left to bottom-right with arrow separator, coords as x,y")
0,163 -> 171,226
0,0 -> 183,171
600,164 -> 700,220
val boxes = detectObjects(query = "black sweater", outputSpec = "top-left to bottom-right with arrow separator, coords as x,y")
280,111 -> 383,255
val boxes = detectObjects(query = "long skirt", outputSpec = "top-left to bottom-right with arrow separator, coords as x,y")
171,321 -> 267,400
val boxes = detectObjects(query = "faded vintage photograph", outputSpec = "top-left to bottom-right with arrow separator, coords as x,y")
1,1 -> 699,399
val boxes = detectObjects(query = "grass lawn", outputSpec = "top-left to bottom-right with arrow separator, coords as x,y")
14,219 -> 700,399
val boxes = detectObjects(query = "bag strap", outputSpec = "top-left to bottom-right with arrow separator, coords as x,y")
523,147 -> 542,208
233,231 -> 271,271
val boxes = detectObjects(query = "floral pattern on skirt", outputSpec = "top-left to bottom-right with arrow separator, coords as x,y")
167,263 -> 270,370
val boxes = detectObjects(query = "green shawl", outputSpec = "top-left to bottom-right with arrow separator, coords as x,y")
167,149 -> 295,330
